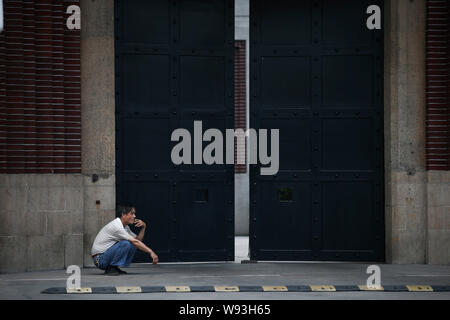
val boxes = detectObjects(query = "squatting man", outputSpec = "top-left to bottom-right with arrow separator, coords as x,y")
91,206 -> 158,275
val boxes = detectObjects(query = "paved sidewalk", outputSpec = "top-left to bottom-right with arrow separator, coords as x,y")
1,237 -> 450,300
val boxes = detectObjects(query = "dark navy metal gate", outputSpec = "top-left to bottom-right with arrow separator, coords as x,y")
250,0 -> 385,261
115,0 -> 235,263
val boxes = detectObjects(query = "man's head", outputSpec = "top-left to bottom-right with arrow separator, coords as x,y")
117,205 -> 136,226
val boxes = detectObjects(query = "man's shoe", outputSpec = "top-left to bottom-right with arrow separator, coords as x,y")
115,267 -> 127,274
104,266 -> 120,276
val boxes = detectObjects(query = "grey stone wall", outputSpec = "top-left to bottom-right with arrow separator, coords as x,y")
235,0 -> 250,236
80,0 -> 116,266
427,172 -> 450,264
0,175 -> 83,272
0,173 -> 116,272
384,0 -> 429,263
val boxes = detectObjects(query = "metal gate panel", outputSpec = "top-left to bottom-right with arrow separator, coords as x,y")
250,0 -> 384,262
115,0 -> 234,263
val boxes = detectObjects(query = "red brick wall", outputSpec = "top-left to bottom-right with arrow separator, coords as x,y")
0,0 -> 81,173
235,40 -> 247,173
426,0 -> 450,170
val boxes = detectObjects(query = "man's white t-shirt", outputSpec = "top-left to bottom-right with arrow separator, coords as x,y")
91,218 -> 137,256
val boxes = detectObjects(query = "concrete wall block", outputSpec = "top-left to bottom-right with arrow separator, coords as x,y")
390,170 -> 427,185
64,186 -> 83,211
397,36 -> 425,71
428,206 -> 450,231
26,186 -> 65,212
0,174 -> 9,187
83,233 -> 97,267
385,205 -> 394,263
25,210 -> 47,236
385,182 -> 393,207
100,209 -> 116,228
83,186 -> 115,211
392,183 -> 427,208
83,210 -> 103,236
0,236 -> 28,273
83,174 -> 115,187
0,209 -> 27,236
46,174 -> 67,187
22,175 -> 37,187
6,175 -> 29,187
428,171 -> 450,183
81,0 -> 114,38
391,229 -> 426,264
235,174 -> 249,236
83,209 -> 112,238
64,234 -> 84,267
0,187 -> 27,213
404,206 -> 427,231
47,187 -> 66,211
397,139 -> 426,171
27,235 -> 64,271
235,0 -> 249,16
235,18 -> 249,40
64,175 -> 83,188
47,211 -> 83,236
391,206 -> 408,231
27,187 -> 49,212
428,183 -> 450,207
396,0 -> 426,33
26,174 -> 65,188
427,230 -> 450,265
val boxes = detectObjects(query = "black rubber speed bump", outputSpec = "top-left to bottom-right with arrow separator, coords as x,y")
334,285 -> 361,292
190,286 -> 215,292
42,284 -> 450,294
383,285 -> 408,292
238,286 -> 264,292
41,287 -> 68,294
285,285 -> 311,292
432,285 -> 450,292
91,287 -> 116,294
141,286 -> 166,293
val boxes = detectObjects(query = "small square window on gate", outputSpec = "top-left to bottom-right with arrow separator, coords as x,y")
195,189 -> 209,202
279,188 -> 293,202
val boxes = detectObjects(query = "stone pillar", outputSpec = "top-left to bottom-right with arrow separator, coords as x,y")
385,0 -> 428,263
235,0 -> 250,236
80,0 -> 116,266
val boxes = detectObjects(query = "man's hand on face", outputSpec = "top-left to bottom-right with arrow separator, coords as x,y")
134,219 -> 146,228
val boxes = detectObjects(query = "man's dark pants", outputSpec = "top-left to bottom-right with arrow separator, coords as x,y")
93,240 -> 136,270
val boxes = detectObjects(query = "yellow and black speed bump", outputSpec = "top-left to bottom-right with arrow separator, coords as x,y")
407,285 -> 433,292
41,284 -> 450,294
310,285 -> 336,292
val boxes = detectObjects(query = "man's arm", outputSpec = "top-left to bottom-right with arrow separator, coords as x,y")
134,219 -> 146,241
128,237 -> 158,264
